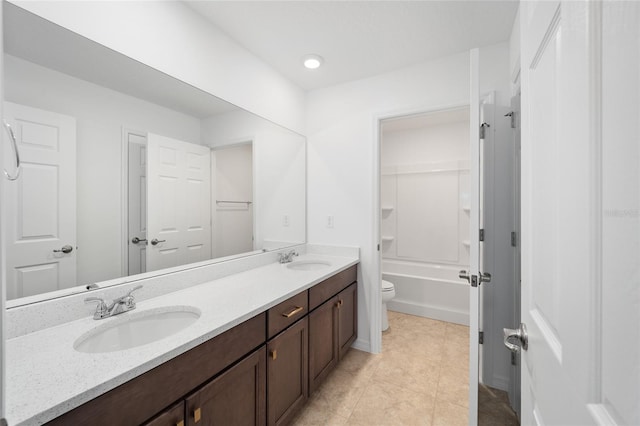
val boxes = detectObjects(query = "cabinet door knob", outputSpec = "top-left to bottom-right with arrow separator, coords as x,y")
193,407 -> 201,423
270,349 -> 277,360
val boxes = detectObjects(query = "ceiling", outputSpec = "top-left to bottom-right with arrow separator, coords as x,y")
185,1 -> 519,91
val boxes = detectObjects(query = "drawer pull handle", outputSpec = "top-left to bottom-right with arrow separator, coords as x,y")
281,306 -> 304,318
193,407 -> 201,423
270,350 -> 277,360
177,421 -> 185,426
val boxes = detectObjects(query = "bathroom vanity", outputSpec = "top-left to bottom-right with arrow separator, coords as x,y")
5,253 -> 358,426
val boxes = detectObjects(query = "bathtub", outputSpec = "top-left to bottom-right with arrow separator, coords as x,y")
382,259 -> 469,325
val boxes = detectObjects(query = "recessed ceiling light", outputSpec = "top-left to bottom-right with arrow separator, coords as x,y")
303,54 -> 323,69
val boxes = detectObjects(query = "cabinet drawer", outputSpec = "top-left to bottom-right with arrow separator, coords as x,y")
309,265 -> 357,310
268,290 -> 308,339
143,400 -> 185,426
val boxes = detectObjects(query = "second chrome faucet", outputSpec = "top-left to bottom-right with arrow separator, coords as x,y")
85,285 -> 143,320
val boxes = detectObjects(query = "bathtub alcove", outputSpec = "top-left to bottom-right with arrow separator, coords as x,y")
380,107 -> 470,326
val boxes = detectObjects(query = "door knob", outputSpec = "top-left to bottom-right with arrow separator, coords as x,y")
479,272 -> 492,284
53,245 -> 73,254
151,238 -> 166,246
131,237 -> 147,244
503,323 -> 528,353
458,270 -> 470,282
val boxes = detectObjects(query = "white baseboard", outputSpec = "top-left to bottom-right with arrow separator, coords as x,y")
351,338 -> 372,353
388,299 -> 469,326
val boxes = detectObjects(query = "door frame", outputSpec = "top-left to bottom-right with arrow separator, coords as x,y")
372,100 -> 471,355
120,127 -> 147,278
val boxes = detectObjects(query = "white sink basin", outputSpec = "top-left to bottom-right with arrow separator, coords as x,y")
286,260 -> 331,271
74,306 -> 201,353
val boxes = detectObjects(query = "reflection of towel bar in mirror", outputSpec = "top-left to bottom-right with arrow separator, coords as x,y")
216,200 -> 253,204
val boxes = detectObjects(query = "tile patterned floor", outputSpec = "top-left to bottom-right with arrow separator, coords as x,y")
292,310 -> 471,425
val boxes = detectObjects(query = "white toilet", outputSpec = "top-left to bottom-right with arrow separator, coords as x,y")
381,279 -> 396,331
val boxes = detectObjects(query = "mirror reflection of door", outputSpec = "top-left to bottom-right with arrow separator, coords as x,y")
212,143 -> 254,258
146,133 -> 212,272
3,101 -> 77,299
127,130 -> 147,276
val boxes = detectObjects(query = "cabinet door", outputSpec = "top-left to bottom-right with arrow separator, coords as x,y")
185,347 -> 266,426
143,400 -> 185,426
308,295 -> 339,394
337,283 -> 357,360
267,317 -> 308,426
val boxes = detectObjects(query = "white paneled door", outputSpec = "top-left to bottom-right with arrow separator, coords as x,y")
147,133 -> 211,272
519,1 -> 639,424
3,102 -> 76,300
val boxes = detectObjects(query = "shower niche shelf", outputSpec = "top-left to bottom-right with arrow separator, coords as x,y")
381,236 -> 395,243
381,206 -> 394,212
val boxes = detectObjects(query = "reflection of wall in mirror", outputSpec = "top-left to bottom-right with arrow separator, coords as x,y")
4,54 -> 202,287
202,110 -> 306,251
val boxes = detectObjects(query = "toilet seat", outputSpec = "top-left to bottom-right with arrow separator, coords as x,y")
382,280 -> 394,291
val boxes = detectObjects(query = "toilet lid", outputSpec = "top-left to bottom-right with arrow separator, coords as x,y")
382,280 -> 394,291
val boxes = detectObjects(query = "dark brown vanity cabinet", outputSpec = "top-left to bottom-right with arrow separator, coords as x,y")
45,264 -> 357,426
266,317 -> 308,426
185,347 -> 266,426
143,401 -> 185,426
308,268 -> 358,395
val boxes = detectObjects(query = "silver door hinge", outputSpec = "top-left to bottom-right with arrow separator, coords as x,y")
479,331 -> 484,345
377,243 -> 380,251
480,122 -> 491,139
511,351 -> 517,365
505,111 -> 516,128
511,231 -> 517,247
479,229 -> 485,242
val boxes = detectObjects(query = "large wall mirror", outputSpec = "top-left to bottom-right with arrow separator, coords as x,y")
2,3 -> 306,305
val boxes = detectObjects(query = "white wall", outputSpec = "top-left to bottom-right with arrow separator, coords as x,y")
306,43 -> 510,352
10,0 -> 306,134
202,110 -> 306,251
4,55 -> 202,286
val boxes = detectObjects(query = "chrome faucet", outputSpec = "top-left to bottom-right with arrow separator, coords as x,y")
278,250 -> 299,264
85,285 -> 143,320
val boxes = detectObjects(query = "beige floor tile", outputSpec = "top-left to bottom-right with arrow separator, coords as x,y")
307,369 -> 368,419
291,400 -> 350,426
372,350 -> 440,398
432,399 -> 469,426
436,365 -> 469,408
347,380 -> 434,426
335,348 -> 381,384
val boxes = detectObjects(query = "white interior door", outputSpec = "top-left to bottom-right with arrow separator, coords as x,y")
147,133 -> 211,272
466,48 -> 481,425
127,131 -> 147,275
519,1 -> 639,424
3,101 -> 76,300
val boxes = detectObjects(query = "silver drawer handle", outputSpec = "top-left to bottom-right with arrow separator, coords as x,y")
3,121 -> 21,181
151,238 -> 166,246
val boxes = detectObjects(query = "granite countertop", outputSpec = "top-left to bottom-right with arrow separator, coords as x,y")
6,253 -> 358,426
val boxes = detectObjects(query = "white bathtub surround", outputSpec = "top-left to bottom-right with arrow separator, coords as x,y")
380,108 -> 471,325
5,249 -> 358,425
383,260 -> 469,325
